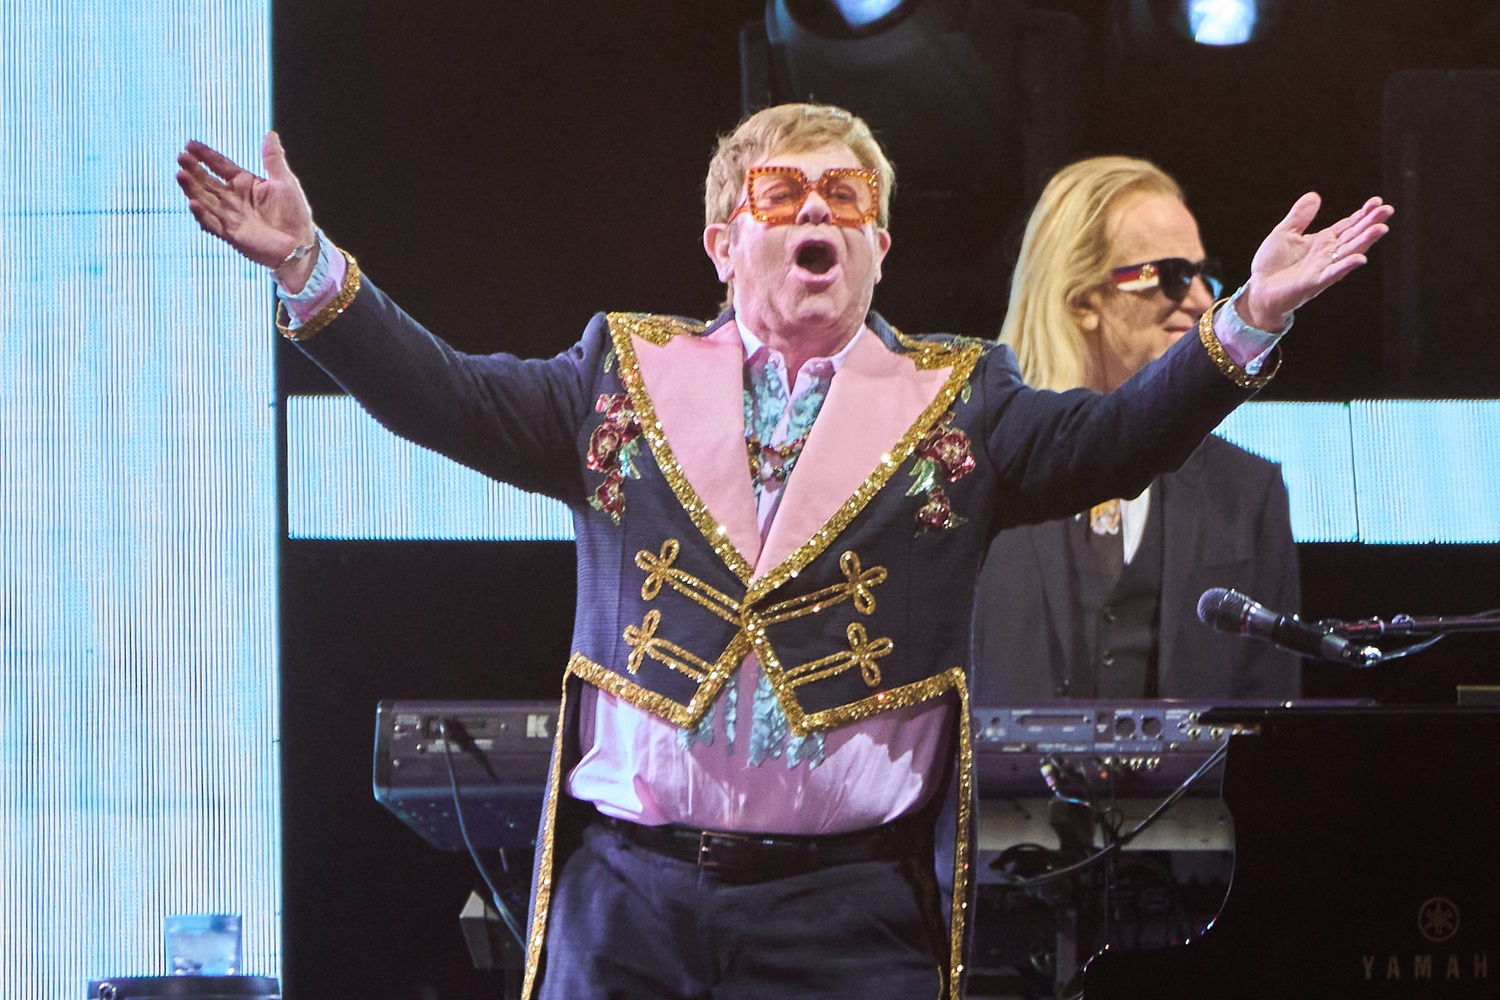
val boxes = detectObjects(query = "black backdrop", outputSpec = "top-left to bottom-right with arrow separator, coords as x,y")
270,3 -> 1500,998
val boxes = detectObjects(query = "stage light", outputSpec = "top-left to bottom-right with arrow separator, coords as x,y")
1114,0 -> 1287,51
1187,0 -> 1258,46
741,0 -> 1090,332
781,0 -> 917,37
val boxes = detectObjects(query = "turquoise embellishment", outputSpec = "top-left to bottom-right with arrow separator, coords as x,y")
748,672 -> 824,769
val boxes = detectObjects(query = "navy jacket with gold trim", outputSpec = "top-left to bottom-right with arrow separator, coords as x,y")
298,270 -> 1260,999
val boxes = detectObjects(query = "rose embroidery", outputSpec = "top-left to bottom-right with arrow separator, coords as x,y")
918,416 -> 976,481
915,487 -> 960,532
587,392 -> 643,523
591,467 -> 626,519
587,421 -> 628,471
908,412 -> 973,534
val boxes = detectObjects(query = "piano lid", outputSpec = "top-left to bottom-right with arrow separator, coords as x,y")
1083,706 -> 1500,998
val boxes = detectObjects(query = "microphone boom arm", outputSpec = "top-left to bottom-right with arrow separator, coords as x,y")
1328,611 -> 1500,640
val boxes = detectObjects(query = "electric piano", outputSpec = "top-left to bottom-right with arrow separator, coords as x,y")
373,700 -> 1500,998
373,698 -> 1244,851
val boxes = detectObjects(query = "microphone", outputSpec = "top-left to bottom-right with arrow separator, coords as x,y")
1196,588 -> 1382,667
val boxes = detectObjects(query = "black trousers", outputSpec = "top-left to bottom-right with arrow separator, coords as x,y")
538,821 -> 945,1000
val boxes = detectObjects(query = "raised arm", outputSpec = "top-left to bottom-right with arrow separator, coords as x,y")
176,131 -> 320,293
175,130 -> 598,504
1234,193 -> 1393,332
981,190 -> 1393,529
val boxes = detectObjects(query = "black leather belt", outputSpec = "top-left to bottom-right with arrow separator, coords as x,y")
599,812 -> 924,873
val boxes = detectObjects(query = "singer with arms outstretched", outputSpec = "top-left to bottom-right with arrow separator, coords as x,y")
176,104 -> 1390,1000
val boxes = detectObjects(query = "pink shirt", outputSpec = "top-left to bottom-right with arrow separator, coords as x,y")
568,320 -> 955,835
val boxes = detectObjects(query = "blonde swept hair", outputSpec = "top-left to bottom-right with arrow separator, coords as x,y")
704,103 -> 896,228
1001,156 -> 1184,391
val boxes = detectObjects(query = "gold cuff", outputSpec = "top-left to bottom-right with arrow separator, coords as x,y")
276,249 -> 363,342
1198,297 -> 1281,390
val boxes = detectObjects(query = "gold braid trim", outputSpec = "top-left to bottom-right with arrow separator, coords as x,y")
946,669 -> 974,1000
567,636 -> 751,730
607,314 -> 757,585
742,335 -> 982,606
625,541 -> 894,714
744,567 -> 966,727
1198,296 -> 1281,389
611,311 -> 704,347
519,671 -> 574,1000
891,328 -> 982,370
782,622 -> 893,689
635,539 -> 743,624
276,248 -> 362,342
753,551 -> 887,627
623,610 -> 711,681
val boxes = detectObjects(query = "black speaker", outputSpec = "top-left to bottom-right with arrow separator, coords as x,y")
1382,70 -> 1500,396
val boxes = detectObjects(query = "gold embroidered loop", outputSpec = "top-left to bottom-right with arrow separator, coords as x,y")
633,539 -> 742,623
621,609 -> 711,682
838,551 -> 888,615
622,609 -> 662,674
783,621 -> 894,690
637,539 -> 681,600
846,622 -> 893,687
756,552 -> 888,626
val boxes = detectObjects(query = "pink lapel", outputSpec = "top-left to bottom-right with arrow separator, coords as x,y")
631,322 -> 762,568
754,329 -> 952,577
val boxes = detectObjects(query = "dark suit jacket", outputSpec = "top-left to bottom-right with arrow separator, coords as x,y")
970,434 -> 1301,703
298,272 -> 1265,999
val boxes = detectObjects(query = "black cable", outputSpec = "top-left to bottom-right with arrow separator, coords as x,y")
991,741 -> 1231,888
1368,633 -> 1446,662
439,718 -> 527,948
1113,741 -> 1229,849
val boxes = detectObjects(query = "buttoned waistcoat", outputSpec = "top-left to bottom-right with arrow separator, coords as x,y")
971,434 -> 1303,703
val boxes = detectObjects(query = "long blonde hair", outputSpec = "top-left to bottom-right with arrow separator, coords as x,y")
1001,157 -> 1183,391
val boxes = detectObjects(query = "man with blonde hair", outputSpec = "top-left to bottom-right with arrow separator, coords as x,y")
972,156 -> 1302,705
177,105 -> 1385,998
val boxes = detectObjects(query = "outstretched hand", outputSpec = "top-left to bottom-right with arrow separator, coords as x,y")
1235,193 -> 1393,331
176,131 -> 318,286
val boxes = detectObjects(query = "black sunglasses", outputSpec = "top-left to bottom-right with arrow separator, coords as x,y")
1109,257 -> 1223,302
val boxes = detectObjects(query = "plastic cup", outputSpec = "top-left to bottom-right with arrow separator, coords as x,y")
163,914 -> 241,976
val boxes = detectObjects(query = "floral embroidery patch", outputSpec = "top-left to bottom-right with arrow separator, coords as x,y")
907,411 -> 975,534
587,392 -> 643,523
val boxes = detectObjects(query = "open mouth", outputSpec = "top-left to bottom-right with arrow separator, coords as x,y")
795,241 -> 838,276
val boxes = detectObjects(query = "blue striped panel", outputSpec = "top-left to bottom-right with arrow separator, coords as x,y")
286,395 -> 1500,545
0,1 -> 279,994
1351,399 -> 1500,544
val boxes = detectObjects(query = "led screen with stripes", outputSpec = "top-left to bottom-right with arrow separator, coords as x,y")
289,395 -> 1500,544
0,2 -> 280,995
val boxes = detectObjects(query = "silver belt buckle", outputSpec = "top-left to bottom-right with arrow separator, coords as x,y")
697,830 -> 749,869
